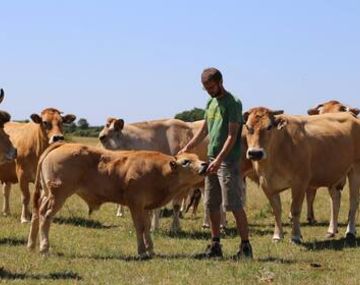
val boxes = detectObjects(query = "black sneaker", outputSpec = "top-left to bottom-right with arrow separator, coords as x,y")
233,242 -> 253,260
193,242 -> 223,259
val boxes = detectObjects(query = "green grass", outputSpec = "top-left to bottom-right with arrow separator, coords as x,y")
0,136 -> 359,284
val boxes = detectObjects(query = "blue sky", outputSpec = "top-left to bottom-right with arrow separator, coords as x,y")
1,0 -> 359,125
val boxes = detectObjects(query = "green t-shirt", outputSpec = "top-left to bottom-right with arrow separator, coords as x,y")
204,92 -> 243,161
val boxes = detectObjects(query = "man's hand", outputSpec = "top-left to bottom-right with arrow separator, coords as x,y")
206,158 -> 221,174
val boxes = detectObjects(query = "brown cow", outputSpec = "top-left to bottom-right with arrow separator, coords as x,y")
0,108 -> 76,222
27,143 -> 208,258
244,107 -> 360,243
305,100 -> 360,231
0,89 -> 17,164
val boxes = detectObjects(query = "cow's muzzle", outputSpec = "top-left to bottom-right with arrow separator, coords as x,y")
246,148 -> 266,161
51,135 -> 65,143
199,162 -> 209,175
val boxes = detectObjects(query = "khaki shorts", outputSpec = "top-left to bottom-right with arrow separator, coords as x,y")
204,159 -> 245,212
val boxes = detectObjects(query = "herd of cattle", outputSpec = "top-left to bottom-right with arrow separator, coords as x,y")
0,88 -> 359,258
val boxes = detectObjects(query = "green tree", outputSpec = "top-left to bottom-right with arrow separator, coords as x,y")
174,107 -> 205,122
77,118 -> 89,129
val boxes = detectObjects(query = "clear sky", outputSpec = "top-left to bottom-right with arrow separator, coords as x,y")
1,0 -> 359,125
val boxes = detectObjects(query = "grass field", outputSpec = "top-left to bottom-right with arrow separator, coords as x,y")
0,137 -> 359,284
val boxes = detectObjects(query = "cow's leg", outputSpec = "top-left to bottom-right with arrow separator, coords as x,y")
39,195 -> 66,254
151,209 -> 160,231
290,186 -> 306,244
129,207 -> 148,259
326,186 -> 341,238
18,174 -> 31,223
143,210 -> 154,256
2,182 -> 11,216
305,187 -> 317,224
170,201 -> 181,233
265,192 -> 283,241
116,204 -> 125,217
346,167 -> 360,240
27,194 -> 46,250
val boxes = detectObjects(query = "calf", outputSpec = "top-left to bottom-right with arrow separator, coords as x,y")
27,143 -> 207,258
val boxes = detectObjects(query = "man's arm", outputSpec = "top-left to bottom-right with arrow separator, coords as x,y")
178,120 -> 208,154
207,122 -> 240,173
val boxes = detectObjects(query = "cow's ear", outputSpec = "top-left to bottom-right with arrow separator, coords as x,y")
0,111 -> 10,126
114,119 -> 124,131
272,110 -> 284,116
349,108 -> 360,117
0,89 -> 4,104
62,114 -> 76,124
274,117 -> 287,130
30,114 -> 42,124
307,108 -> 319,115
242,112 -> 249,124
169,160 -> 177,171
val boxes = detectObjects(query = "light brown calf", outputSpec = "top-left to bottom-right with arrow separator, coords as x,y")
27,143 -> 207,258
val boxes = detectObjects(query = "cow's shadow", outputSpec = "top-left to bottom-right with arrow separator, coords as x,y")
53,216 -> 117,229
0,237 -> 27,246
0,267 -> 82,281
301,236 -> 360,251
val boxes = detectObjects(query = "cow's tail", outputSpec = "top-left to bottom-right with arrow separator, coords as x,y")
33,142 -> 66,211
28,142 -> 66,250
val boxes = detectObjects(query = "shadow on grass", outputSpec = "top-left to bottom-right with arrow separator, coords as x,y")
0,267 -> 82,281
257,256 -> 297,264
157,229 -> 211,240
53,216 -> 117,229
0,237 -> 27,246
301,236 -> 360,251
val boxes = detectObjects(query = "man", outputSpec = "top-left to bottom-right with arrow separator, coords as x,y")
178,68 -> 252,259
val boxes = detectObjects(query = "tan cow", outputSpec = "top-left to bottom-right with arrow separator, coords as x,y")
244,107 -> 360,243
98,117 -> 208,231
305,100 -> 360,230
0,89 -> 17,164
27,143 -> 208,258
0,108 -> 76,222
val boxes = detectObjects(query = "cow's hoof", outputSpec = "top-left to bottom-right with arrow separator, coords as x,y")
2,211 -> 10,217
116,213 -> 124,217
290,238 -> 302,245
325,232 -> 336,239
202,224 -> 210,229
27,243 -> 36,251
138,253 -> 152,261
21,218 -> 31,224
307,219 -> 317,225
272,237 -> 282,243
345,232 -> 356,247
40,248 -> 50,256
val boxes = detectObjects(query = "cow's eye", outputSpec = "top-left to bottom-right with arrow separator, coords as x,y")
266,124 -> 272,131
246,125 -> 254,134
182,159 -> 191,167
42,121 -> 52,130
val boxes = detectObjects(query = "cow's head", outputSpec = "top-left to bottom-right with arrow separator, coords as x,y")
307,100 -> 360,117
0,89 -> 17,164
243,107 -> 286,161
30,108 -> 76,144
98,117 -> 124,150
170,153 -> 208,182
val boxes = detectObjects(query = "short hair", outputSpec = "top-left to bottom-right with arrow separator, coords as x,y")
201,68 -> 223,83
